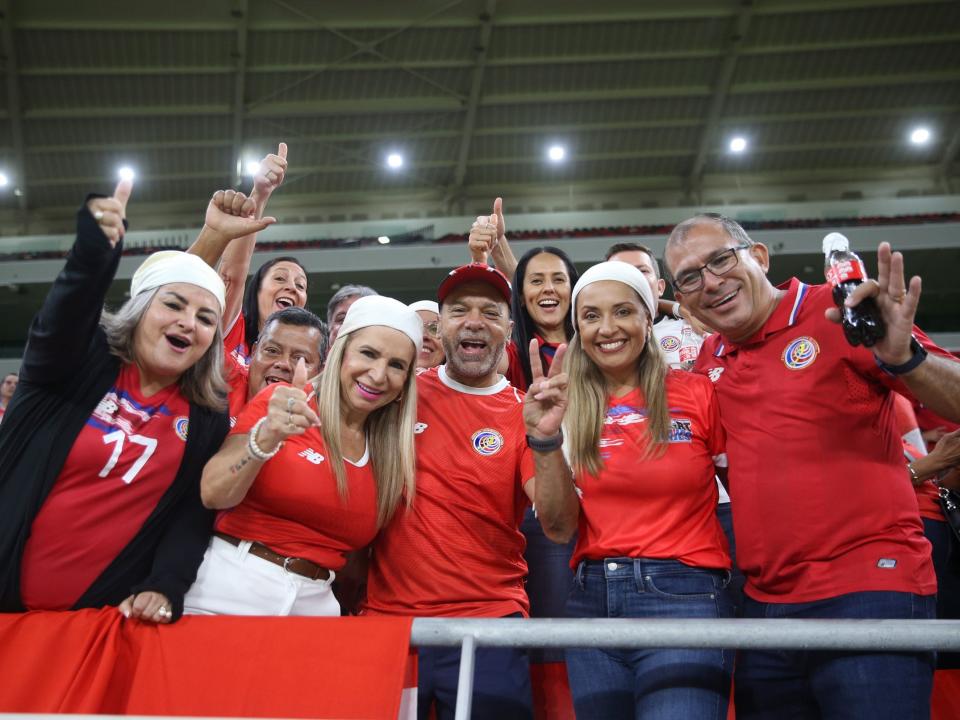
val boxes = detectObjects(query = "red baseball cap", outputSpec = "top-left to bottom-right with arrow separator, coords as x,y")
437,263 -> 512,305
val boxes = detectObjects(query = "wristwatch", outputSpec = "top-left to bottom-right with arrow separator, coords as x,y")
876,337 -> 927,376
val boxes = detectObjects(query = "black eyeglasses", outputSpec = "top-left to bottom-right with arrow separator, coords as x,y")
671,243 -> 752,293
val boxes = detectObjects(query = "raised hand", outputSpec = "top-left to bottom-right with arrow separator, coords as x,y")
252,142 -> 288,206
253,358 -> 320,453
118,591 -> 173,624
493,196 -> 506,244
523,339 -> 569,439
825,242 -> 920,365
87,178 -> 133,247
468,213 -> 498,263
204,188 -> 276,242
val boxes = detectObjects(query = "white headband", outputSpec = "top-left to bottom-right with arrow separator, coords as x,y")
571,261 -> 657,326
408,300 -> 439,315
338,295 -> 423,354
131,251 -> 226,313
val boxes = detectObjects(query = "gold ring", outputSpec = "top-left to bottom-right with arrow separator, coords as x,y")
893,293 -> 906,303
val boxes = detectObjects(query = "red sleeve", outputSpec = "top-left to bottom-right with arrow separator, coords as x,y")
892,392 -> 920,435
703,379 -> 726,462
231,383 -> 287,436
854,325 -> 959,398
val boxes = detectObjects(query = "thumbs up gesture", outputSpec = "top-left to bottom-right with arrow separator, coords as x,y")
258,358 -> 321,452
204,188 -> 277,242
87,178 -> 133,247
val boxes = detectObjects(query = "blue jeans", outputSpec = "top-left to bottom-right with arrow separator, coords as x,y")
737,591 -> 936,720
565,558 -> 734,720
417,615 -> 533,720
521,506 -> 575,664
715,502 -> 745,617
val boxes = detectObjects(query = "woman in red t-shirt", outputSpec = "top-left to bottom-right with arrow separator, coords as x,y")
527,261 -> 733,720
184,295 -> 422,616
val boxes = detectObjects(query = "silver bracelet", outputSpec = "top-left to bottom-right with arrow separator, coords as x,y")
247,416 -> 283,461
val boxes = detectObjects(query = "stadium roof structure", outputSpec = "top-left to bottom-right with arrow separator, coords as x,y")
0,0 -> 957,232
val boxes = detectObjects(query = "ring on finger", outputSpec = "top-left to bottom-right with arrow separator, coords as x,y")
94,210 -> 104,221
892,293 -> 906,303
287,397 -> 296,411
157,606 -> 171,618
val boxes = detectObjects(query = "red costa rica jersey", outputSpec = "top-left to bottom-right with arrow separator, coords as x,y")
364,365 -> 536,618
216,382 -> 379,571
21,363 -> 191,609
694,278 -> 947,603
223,312 -> 251,368
573,370 -> 730,570
225,352 -> 249,429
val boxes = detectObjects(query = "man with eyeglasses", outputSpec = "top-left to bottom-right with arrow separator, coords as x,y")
409,300 -> 445,370
664,213 -> 960,720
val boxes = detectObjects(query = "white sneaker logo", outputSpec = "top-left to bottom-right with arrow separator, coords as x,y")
414,422 -> 428,434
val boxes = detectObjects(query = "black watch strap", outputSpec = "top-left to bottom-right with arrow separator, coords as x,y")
876,337 -> 927,376
526,430 -> 564,452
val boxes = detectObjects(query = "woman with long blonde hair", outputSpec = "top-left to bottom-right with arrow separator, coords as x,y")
185,295 -> 420,616
525,261 -> 733,719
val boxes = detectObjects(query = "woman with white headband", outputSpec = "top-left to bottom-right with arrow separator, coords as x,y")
408,300 -> 444,369
185,294 -> 421,616
525,261 -> 733,719
0,181 -> 230,625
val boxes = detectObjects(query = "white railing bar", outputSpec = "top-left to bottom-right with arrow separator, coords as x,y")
411,618 -> 960,652
453,635 -> 476,720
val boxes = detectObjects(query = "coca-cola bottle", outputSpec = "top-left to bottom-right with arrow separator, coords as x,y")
823,232 -> 885,347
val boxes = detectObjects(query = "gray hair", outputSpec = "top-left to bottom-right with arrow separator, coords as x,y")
326,284 -> 378,324
664,213 -> 755,276
100,289 -> 227,411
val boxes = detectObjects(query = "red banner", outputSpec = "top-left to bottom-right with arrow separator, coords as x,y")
0,609 -> 413,718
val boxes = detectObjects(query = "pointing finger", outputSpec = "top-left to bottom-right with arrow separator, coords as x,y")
113,178 -> 133,215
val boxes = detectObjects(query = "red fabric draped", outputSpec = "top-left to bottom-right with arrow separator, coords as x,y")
0,609 -> 413,718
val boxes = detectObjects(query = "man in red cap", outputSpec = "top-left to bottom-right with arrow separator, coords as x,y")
365,263 -> 564,720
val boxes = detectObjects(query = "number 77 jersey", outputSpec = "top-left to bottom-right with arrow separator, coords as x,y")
20,363 -> 192,610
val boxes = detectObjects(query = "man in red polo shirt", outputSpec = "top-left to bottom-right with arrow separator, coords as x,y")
664,214 -> 960,720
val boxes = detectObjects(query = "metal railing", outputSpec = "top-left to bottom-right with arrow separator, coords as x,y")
410,617 -> 960,719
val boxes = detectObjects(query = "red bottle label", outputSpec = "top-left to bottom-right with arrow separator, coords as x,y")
826,259 -> 866,285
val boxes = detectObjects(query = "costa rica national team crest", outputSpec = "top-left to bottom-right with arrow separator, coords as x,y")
782,336 -> 819,370
659,336 -> 680,353
471,428 -> 504,456
173,416 -> 189,441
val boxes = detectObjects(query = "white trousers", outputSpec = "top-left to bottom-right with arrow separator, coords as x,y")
183,536 -> 339,617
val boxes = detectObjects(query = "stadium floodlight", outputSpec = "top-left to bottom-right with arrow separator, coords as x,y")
386,153 -> 404,169
377,235 -> 391,245
909,127 -> 931,146
0,173 -> 9,188
117,166 -> 136,182
547,145 -> 566,163
245,159 -> 261,177
729,136 -> 748,153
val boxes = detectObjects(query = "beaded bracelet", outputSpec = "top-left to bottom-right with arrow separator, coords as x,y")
247,416 -> 283,461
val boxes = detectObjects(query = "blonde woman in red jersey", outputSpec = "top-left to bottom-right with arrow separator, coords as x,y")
184,296 -> 421,616
527,261 -> 733,720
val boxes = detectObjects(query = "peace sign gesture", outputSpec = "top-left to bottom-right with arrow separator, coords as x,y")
523,338 -> 569,440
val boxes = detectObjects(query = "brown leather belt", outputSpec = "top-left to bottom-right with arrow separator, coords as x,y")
214,531 -> 330,581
